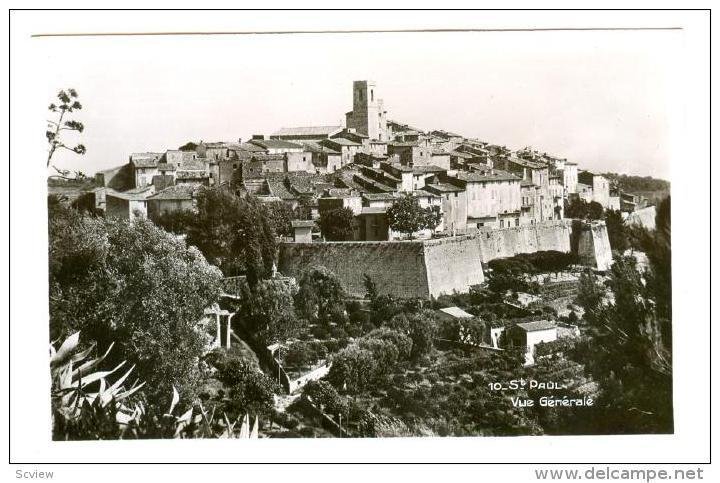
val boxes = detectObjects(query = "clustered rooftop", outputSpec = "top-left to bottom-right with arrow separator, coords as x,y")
92,80 -> 620,237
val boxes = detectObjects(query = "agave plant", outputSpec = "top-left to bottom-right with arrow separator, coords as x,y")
50,332 -> 145,426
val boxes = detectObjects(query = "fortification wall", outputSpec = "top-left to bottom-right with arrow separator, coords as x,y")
278,220 -> 608,299
278,236 -> 486,299
626,206 -> 657,230
278,241 -> 430,299
423,236 -> 485,296
573,221 -> 613,271
475,220 -> 573,262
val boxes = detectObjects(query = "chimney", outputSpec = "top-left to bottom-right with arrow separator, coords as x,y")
238,137 -> 242,144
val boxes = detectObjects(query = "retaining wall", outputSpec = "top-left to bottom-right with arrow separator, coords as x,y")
278,220 -> 611,299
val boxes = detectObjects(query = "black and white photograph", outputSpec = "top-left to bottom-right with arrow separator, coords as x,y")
6,6 -> 712,476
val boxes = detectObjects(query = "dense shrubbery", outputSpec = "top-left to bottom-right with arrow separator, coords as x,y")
49,203 -> 222,407
281,340 -> 329,368
565,198 -> 604,220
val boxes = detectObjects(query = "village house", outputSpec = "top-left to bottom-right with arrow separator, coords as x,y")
105,185 -> 155,220
320,137 -> 362,167
247,137 -> 305,155
387,138 -> 433,167
146,184 -> 198,221
446,169 -> 522,228
130,152 -> 164,188
291,220 -> 316,243
578,170 -> 611,208
422,182 -> 468,233
386,120 -> 423,141
507,320 -> 558,365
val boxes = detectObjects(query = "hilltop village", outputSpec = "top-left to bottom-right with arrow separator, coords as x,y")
90,80 -> 631,231
48,80 -> 671,439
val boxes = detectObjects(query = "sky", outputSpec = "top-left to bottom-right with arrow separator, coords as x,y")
38,28 -> 679,179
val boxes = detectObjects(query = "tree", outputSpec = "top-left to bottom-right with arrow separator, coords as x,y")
180,187 -> 277,285
265,200 -> 294,238
575,269 -> 605,317
295,266 -> 347,325
48,206 -> 223,407
364,327 -> 412,361
326,345 -> 378,394
385,309 -> 438,360
587,201 -> 604,220
386,193 -> 442,239
302,380 -> 347,416
564,198 -> 604,221
178,141 -> 198,152
154,209 -> 196,235
239,278 -> 301,345
318,207 -> 355,241
46,88 -> 86,175
604,209 -> 629,253
207,352 -> 279,420
576,254 -> 672,434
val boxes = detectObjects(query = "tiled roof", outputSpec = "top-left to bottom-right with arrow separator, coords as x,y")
132,160 -> 158,168
454,169 -> 520,183
412,165 -> 446,174
515,320 -> 557,332
429,130 -> 463,139
250,153 -> 285,162
239,142 -> 267,152
438,306 -> 474,319
360,206 -> 387,215
389,141 -> 419,147
506,156 -> 547,170
450,151 -> 474,159
387,120 -> 424,132
147,184 -> 197,201
362,192 -> 397,201
302,141 -> 340,155
177,171 -> 210,179
157,163 -> 176,171
423,183 -> 464,193
264,175 -> 297,200
272,126 -> 342,137
248,139 -> 303,150
322,137 -> 361,147
291,220 -> 316,228
179,160 -> 207,171
108,185 -> 154,201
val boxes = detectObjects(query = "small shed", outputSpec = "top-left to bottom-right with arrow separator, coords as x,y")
291,220 -> 315,243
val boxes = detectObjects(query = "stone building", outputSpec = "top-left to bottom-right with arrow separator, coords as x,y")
345,80 -> 388,142
129,152 -> 163,188
105,185 -> 155,220
320,137 -> 362,167
508,320 -> 558,365
422,183 -> 468,233
247,137 -> 304,155
302,141 -> 343,173
146,184 -> 197,220
447,169 -> 522,228
388,138 -> 433,167
578,170 -> 611,208
270,126 -> 343,142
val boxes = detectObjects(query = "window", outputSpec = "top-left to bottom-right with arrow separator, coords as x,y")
371,89 -> 374,101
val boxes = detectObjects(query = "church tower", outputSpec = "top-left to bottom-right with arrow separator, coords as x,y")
345,80 -> 388,141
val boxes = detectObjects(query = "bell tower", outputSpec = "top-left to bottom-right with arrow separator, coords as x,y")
345,80 -> 387,141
